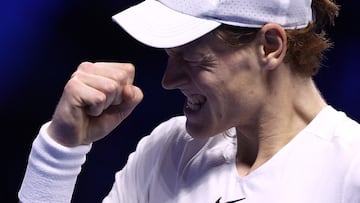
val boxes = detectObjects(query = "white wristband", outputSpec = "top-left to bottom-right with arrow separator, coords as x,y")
18,121 -> 92,203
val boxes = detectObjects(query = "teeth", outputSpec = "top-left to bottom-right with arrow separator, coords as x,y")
186,101 -> 200,111
186,95 -> 206,111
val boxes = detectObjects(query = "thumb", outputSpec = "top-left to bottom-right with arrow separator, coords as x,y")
84,85 -> 143,143
103,85 -> 143,121
122,85 -> 143,108
118,85 -> 143,120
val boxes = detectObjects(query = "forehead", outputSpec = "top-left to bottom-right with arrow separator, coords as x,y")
165,32 -> 225,56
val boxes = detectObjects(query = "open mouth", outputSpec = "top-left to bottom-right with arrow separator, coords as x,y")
185,94 -> 206,111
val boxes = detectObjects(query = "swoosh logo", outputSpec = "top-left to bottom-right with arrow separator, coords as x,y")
215,197 -> 246,203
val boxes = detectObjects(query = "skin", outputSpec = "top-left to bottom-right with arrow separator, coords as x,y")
47,23 -> 327,177
48,62 -> 144,147
163,23 -> 327,176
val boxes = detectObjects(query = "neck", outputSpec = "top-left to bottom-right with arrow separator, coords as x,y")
235,74 -> 327,176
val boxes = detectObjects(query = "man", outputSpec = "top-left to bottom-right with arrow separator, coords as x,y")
19,0 -> 360,202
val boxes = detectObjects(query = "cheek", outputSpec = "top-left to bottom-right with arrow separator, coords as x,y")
207,86 -> 233,117
222,80 -> 259,114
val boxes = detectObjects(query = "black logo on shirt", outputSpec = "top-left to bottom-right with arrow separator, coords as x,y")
215,197 -> 246,203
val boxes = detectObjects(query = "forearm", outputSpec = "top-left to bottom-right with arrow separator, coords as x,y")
18,121 -> 92,203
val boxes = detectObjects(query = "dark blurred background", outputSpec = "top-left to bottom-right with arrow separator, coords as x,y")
3,0 -> 359,202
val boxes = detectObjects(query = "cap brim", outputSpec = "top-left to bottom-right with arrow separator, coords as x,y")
112,0 -> 221,48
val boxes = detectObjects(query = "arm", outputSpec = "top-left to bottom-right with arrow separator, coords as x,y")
18,122 -> 91,203
18,62 -> 143,203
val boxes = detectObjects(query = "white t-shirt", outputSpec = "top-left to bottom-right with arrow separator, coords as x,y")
19,106 -> 360,203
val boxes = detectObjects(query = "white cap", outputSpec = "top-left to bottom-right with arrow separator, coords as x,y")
112,0 -> 313,48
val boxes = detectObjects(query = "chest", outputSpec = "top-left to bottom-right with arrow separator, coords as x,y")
147,150 -> 346,203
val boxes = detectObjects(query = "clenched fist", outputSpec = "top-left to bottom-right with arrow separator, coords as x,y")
47,62 -> 143,147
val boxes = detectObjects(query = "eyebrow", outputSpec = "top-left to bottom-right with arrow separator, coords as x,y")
165,45 -> 190,56
165,34 -> 207,56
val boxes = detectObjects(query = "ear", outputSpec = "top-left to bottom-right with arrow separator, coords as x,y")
257,23 -> 287,70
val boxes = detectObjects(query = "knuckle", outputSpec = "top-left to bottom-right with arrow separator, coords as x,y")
119,63 -> 135,79
92,93 -> 107,106
127,65 -> 135,77
124,63 -> 135,73
113,70 -> 126,81
103,80 -> 118,94
77,61 -> 93,72
119,64 -> 135,83
64,78 -> 79,92
79,61 -> 93,68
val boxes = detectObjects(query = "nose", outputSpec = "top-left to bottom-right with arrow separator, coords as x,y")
161,57 -> 189,90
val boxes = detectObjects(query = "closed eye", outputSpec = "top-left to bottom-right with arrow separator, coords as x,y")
185,54 -> 217,69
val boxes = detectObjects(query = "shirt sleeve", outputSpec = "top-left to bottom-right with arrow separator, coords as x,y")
18,121 -> 92,203
102,137 -> 154,203
102,116 -> 185,203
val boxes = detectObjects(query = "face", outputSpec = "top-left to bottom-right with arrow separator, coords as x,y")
162,32 -> 266,139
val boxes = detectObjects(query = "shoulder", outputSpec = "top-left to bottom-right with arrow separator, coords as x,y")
311,105 -> 360,145
298,106 -> 360,198
306,106 -> 360,163
144,115 -> 190,146
332,108 -> 360,146
135,116 -> 189,155
151,115 -> 188,137
324,107 -> 360,196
